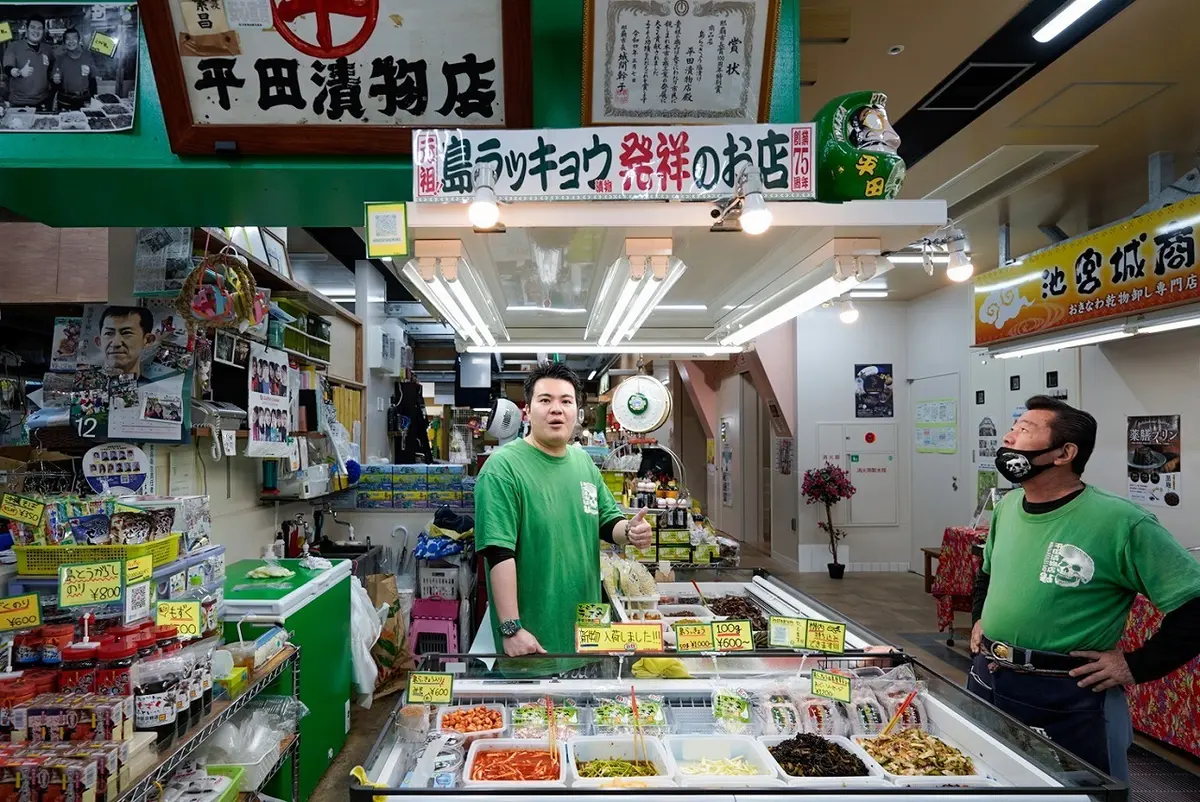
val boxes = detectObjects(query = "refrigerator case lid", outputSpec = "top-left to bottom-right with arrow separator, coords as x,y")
222,558 -> 352,618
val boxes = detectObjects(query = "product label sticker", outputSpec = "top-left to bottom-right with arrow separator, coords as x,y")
576,603 -> 611,624
156,600 -> 202,638
407,672 -> 454,704
58,560 -> 124,608
810,669 -> 852,703
805,619 -> 847,653
768,616 -> 809,649
712,619 -> 754,651
575,622 -> 663,653
0,594 -> 41,633
222,429 -> 237,457
125,555 -> 153,585
0,494 -> 45,526
673,621 -> 715,652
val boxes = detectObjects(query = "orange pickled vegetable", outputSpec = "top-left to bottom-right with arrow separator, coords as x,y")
471,750 -> 561,781
441,705 -> 503,733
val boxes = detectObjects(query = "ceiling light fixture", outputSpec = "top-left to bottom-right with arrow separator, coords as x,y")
588,370 -> 597,381
656,304 -> 708,311
887,254 -> 950,265
1032,0 -> 1104,43
464,343 -> 742,355
991,328 -> 1131,359
505,306 -> 588,314
587,240 -> 686,347
403,244 -> 508,347
838,301 -> 860,324
1133,310 -> 1200,335
468,164 -> 501,230
850,290 -> 889,299
721,273 -> 860,346
711,166 -> 773,235
945,231 -> 975,282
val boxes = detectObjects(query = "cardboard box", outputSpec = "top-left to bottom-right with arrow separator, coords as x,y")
358,466 -> 394,488
624,545 -> 657,563
657,546 -> 692,562
428,490 -> 463,504
656,529 -> 690,545
356,490 -> 393,509
391,491 -> 429,509
12,694 -> 131,743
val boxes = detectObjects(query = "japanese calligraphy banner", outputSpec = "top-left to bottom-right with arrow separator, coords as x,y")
975,194 -> 1200,345
172,0 -> 506,127
413,123 -> 816,202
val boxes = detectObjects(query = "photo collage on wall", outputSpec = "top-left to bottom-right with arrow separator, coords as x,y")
245,343 -> 292,458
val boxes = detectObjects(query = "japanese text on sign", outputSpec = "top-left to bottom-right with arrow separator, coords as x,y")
157,601 -> 203,638
712,619 -> 754,651
413,123 -> 817,203
0,494 -> 45,526
0,594 -> 41,633
407,672 -> 454,704
125,556 -> 153,585
58,561 -> 123,608
805,619 -> 847,653
575,622 -> 664,653
768,616 -> 808,649
810,669 -> 852,703
674,622 -> 715,652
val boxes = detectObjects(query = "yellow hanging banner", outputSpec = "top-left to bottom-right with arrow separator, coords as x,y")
90,31 -> 118,57
125,555 -> 153,585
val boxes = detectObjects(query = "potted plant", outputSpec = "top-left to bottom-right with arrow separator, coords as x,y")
801,463 -> 857,578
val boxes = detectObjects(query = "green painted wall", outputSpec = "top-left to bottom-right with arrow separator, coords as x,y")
0,0 -> 800,227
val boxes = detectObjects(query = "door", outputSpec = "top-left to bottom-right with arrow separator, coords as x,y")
910,373 -> 965,569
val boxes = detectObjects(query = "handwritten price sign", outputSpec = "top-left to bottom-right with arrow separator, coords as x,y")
768,616 -> 809,649
0,494 -> 45,526
156,601 -> 202,638
125,555 -> 153,585
810,669 -> 852,703
58,560 -> 123,608
805,619 -> 847,653
712,619 -> 754,652
575,622 -> 664,653
0,594 -> 41,633
407,672 -> 454,704
673,622 -> 715,652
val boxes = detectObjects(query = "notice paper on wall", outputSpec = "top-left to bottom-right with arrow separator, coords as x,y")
915,398 -> 957,454
1127,415 -> 1181,508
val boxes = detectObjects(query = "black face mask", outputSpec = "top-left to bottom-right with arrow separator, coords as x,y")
995,445 -> 1063,484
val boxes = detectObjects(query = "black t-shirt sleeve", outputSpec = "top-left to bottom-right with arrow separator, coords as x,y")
972,570 -> 990,624
480,545 -> 516,568
600,518 -> 619,544
1125,596 -> 1200,683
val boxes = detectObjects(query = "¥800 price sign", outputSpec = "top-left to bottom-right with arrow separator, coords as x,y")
58,561 -> 123,608
156,601 -> 203,638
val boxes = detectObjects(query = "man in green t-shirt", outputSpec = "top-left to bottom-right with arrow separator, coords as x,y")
969,396 -> 1200,782
476,362 -> 653,658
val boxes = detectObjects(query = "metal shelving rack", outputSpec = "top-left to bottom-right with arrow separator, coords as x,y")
115,645 -> 301,802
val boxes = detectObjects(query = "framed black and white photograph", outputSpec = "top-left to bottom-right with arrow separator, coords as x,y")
0,3 -> 139,132
213,330 -> 237,367
262,229 -> 292,279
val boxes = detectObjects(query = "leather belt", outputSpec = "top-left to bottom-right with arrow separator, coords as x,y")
982,636 -> 1089,675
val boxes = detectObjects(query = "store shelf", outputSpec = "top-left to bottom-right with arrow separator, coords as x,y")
326,374 -> 366,390
280,346 -> 331,367
236,733 -> 299,800
116,646 -> 300,802
259,487 -> 352,504
191,428 -> 326,440
283,323 -> 331,346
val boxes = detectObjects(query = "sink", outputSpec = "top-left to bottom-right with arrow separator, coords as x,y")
318,542 -> 372,557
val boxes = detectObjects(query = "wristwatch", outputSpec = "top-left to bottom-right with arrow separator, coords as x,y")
499,618 -> 523,638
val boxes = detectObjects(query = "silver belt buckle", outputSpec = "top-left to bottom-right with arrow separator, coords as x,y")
989,640 -> 1035,670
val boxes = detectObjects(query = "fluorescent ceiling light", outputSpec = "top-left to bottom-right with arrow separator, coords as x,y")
849,290 -> 889,299
888,254 -> 949,264
1033,0 -> 1104,43
597,257 -> 687,346
1134,311 -> 1200,335
465,343 -> 741,355
588,370 -> 597,380
656,304 -> 708,311
721,274 -> 859,346
447,277 -> 495,346
402,262 -> 481,345
598,275 -> 641,345
722,304 -> 754,310
992,329 -> 1131,359
505,306 -> 587,314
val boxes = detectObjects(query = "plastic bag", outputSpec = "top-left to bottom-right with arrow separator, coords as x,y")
510,696 -> 584,740
872,680 -> 930,733
712,686 -> 753,734
753,684 -> 800,737
593,694 -> 668,736
847,683 -> 889,736
202,709 -> 287,790
349,575 -> 383,709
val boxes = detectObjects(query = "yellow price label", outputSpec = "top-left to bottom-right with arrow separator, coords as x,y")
90,31 -> 118,57
712,619 -> 754,652
810,669 -> 852,703
58,560 -> 123,608
673,622 -> 714,652
114,502 -> 145,514
0,594 -> 41,633
0,23 -> 12,43
575,622 -> 663,653
156,601 -> 202,638
0,494 -> 45,526
805,619 -> 847,653
125,555 -> 153,585
407,672 -> 454,704
768,616 -> 809,649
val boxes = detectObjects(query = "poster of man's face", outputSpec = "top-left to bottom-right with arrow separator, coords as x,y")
98,306 -> 155,377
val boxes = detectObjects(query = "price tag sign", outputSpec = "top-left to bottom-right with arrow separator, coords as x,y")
575,622 -> 663,653
576,603 -> 611,624
712,619 -> 754,652
805,619 -> 847,653
90,31 -> 118,57
113,502 -> 145,514
0,594 -> 41,633
768,616 -> 809,649
407,672 -> 453,704
58,561 -> 123,608
156,601 -> 203,638
0,494 -> 45,526
0,22 -> 12,43
810,669 -> 852,703
673,622 -> 715,652
125,555 -> 153,585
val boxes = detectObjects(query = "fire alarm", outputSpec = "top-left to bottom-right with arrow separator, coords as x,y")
865,432 -> 876,444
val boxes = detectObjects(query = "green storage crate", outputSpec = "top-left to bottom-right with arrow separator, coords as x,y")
223,558 -> 353,802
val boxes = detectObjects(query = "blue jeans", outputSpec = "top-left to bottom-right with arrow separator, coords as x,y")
967,653 -> 1132,782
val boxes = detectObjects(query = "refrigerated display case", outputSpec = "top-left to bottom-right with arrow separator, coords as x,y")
356,572 -> 1126,801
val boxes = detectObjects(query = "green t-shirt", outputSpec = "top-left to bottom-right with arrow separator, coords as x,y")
476,440 -> 624,654
981,485 -> 1200,653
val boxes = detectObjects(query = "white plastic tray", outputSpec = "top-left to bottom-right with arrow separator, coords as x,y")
854,734 -> 1000,787
567,735 -> 675,787
461,738 -> 568,788
663,734 -> 783,788
435,704 -> 508,742
759,735 -> 891,789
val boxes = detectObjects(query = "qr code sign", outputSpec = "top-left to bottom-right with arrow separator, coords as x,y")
124,581 -> 150,624
370,209 -> 407,246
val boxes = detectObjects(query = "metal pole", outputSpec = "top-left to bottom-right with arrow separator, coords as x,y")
998,223 -> 1011,266
1148,151 -> 1174,200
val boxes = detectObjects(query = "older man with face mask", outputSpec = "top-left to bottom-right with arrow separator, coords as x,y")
969,395 -> 1200,781
4,15 -> 53,109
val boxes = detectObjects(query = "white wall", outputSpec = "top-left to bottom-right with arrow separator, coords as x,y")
356,262 -> 391,462
1080,329 -> 1200,547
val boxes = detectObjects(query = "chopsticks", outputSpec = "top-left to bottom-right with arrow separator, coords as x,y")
880,688 -> 918,737
691,579 -> 708,607
546,696 -> 558,766
629,685 -> 646,765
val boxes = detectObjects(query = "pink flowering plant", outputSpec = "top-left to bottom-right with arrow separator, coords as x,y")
801,463 -> 857,565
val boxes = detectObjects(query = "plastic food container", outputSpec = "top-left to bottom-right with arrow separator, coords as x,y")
663,735 -> 783,788
759,735 -> 891,789
435,704 -> 508,742
461,739 -> 568,788
568,735 -> 676,788
854,734 -> 998,788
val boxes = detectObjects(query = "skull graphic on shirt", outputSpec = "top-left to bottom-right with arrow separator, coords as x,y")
1039,542 -> 1096,588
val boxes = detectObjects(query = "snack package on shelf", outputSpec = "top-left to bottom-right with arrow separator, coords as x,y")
510,696 -> 584,740
592,694 -> 668,736
10,693 -> 134,743
872,681 -> 930,733
846,683 -> 890,737
792,694 -> 848,738
752,686 -> 801,738
711,687 -> 753,735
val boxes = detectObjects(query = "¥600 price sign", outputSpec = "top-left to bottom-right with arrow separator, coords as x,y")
0,594 -> 41,633
713,619 -> 754,652
156,601 -> 203,638
58,561 -> 123,608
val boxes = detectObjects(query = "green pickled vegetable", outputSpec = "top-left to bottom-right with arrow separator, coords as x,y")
577,759 -> 660,778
